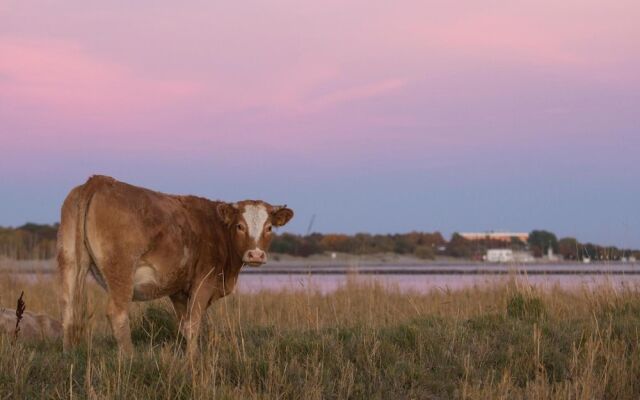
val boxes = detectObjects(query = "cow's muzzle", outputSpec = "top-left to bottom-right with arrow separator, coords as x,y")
243,249 -> 267,267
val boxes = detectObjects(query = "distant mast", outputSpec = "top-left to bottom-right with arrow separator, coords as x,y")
306,214 -> 316,236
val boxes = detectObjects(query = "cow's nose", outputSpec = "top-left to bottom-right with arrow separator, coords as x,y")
247,250 -> 266,262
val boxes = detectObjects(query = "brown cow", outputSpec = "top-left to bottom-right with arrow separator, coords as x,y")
57,175 -> 293,354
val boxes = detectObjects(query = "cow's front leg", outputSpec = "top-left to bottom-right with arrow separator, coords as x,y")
183,278 -> 216,357
169,292 -> 188,342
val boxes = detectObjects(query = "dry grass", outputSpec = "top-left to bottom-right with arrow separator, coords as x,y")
0,273 -> 639,399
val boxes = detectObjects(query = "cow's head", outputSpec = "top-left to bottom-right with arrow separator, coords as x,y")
217,200 -> 294,267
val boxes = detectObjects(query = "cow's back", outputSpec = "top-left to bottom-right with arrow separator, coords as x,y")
86,176 -> 184,244
83,176 -> 195,277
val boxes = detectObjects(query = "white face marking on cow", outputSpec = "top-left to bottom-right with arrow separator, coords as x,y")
242,204 -> 269,242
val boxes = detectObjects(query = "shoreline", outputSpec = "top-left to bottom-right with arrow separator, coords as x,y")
1,257 -> 638,276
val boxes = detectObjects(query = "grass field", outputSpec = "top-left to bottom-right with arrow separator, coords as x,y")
0,273 -> 639,399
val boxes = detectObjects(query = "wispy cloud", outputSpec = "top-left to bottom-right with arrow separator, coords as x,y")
0,37 -> 199,120
303,78 -> 407,112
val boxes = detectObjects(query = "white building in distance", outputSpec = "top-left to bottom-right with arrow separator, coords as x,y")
485,249 -> 514,262
485,249 -> 535,263
460,232 -> 529,243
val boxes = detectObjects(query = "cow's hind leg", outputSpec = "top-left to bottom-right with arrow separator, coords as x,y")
107,295 -> 133,355
59,247 -> 91,350
100,258 -> 135,354
101,260 -> 135,354
58,189 -> 92,351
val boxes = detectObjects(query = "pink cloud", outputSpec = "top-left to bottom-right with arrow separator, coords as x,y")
400,11 -> 639,84
1,0 -> 638,163
195,61 -> 342,114
0,37 -> 199,120
302,78 -> 407,112
430,14 -> 585,68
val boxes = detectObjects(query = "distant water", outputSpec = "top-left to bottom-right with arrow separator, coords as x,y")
233,262 -> 640,293
3,262 -> 639,294
236,273 -> 640,294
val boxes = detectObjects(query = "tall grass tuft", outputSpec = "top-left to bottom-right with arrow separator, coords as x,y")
12,291 -> 25,343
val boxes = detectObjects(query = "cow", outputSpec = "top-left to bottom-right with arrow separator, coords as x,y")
57,175 -> 293,354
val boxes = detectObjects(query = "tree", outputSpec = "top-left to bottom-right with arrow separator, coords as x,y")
509,237 -> 527,251
446,233 -> 474,258
558,237 -> 579,260
392,235 -> 413,254
414,245 -> 435,260
270,233 -> 301,255
320,234 -> 351,252
528,230 -> 558,258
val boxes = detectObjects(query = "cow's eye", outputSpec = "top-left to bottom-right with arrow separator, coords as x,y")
266,225 -> 272,233
236,224 -> 245,232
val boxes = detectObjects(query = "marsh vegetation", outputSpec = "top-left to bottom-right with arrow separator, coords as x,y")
0,273 -> 639,399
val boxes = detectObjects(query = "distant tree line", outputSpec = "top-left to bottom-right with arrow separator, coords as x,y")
271,230 -> 640,261
526,230 -> 639,262
271,232 -> 447,259
444,230 -> 640,261
0,224 -> 638,262
0,223 -> 58,260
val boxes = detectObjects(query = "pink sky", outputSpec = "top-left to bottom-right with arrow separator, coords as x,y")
1,1 -> 639,246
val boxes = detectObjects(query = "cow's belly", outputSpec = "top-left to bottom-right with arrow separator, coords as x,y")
132,246 -> 191,301
132,265 -> 167,301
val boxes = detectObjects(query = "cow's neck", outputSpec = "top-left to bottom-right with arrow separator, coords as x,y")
224,241 -> 244,275
210,232 -> 242,295
194,202 -> 242,294
209,207 -> 245,292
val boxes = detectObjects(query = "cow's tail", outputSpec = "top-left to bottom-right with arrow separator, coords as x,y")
58,177 -> 100,351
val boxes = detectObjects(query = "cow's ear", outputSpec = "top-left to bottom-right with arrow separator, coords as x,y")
217,202 -> 238,225
271,206 -> 294,227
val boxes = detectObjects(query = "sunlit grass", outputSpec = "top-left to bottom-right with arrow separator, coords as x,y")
1,272 -> 639,399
